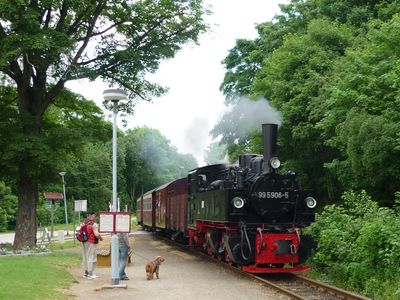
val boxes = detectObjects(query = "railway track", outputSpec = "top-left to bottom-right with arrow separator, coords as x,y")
154,231 -> 371,300
254,273 -> 371,300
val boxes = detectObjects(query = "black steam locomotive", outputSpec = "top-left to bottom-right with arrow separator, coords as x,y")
138,123 -> 316,273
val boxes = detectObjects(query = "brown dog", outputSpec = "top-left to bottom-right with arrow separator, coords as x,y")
145,256 -> 165,280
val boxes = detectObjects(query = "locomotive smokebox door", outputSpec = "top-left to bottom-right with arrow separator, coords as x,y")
249,175 -> 294,222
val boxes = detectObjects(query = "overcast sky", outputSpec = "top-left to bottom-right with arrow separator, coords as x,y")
66,0 -> 288,166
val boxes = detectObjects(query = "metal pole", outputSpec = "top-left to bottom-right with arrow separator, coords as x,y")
111,100 -> 120,285
73,209 -> 75,246
112,101 -> 118,212
61,173 -> 69,235
51,201 -> 54,238
103,88 -> 126,288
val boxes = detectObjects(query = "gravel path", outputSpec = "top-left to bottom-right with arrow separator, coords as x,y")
68,231 -> 289,300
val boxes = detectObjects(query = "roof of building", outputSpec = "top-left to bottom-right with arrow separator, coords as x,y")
43,192 -> 64,200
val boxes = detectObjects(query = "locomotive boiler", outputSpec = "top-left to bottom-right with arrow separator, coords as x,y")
137,123 -> 316,273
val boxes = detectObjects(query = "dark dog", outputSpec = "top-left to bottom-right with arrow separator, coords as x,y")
145,256 -> 165,280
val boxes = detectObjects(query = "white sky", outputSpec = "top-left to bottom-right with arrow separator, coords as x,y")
66,0 -> 287,166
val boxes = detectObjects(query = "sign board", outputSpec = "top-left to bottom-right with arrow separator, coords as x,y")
99,212 -> 114,232
74,200 -> 87,212
98,211 -> 131,233
45,200 -> 60,210
115,214 -> 131,232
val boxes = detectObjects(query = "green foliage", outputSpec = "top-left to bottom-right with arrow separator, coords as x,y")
251,18 -> 354,194
123,127 -> 197,209
0,207 -> 7,232
318,15 -> 400,203
0,0 -> 209,110
0,87 -> 111,184
306,190 -> 400,299
0,181 -> 17,231
220,39 -> 265,103
36,202 -> 66,227
65,141 -> 113,213
210,98 -> 276,162
0,0 -> 209,248
329,112 -> 400,201
218,1 -> 400,205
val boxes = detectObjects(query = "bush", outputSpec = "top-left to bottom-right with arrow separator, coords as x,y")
0,181 -> 17,230
37,201 -> 66,226
305,190 -> 400,299
0,207 -> 7,232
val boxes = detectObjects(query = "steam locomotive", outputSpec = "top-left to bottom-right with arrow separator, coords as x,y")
137,124 -> 316,273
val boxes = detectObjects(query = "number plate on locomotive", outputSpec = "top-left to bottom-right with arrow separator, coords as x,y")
253,191 -> 290,199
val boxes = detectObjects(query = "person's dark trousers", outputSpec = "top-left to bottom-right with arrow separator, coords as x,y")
119,244 -> 129,280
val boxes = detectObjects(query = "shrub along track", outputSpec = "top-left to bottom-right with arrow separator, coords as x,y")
155,231 -> 371,300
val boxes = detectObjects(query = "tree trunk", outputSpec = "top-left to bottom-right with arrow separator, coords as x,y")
13,178 -> 38,248
13,87 -> 43,249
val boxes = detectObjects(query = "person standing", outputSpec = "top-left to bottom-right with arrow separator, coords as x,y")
118,232 -> 131,280
82,211 -> 102,279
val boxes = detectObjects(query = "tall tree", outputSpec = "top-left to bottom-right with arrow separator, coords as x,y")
0,85 -> 111,243
317,15 -> 400,203
0,0 -> 208,248
218,0 -> 400,202
123,126 -> 197,210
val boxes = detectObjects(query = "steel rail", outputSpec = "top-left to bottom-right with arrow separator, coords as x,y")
295,275 -> 372,300
153,231 -> 371,300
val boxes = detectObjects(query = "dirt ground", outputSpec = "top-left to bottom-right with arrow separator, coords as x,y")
68,230 -> 289,300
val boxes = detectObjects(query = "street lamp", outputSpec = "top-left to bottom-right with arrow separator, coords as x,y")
59,171 -> 69,236
103,88 -> 127,286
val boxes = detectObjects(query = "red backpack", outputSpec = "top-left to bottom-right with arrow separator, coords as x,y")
76,221 -> 92,242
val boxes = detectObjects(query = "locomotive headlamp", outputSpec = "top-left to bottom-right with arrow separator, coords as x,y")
305,196 -> 317,209
269,157 -> 281,169
232,197 -> 245,209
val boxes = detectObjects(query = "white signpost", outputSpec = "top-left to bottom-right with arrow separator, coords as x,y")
74,200 -> 87,224
43,192 -> 63,238
74,200 -> 87,212
73,200 -> 88,245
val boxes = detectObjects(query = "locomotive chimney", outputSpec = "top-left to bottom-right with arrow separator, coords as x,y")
262,123 -> 278,174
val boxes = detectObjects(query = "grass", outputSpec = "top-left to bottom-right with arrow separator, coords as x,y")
131,215 -> 137,230
47,240 -> 78,251
0,252 -> 81,300
0,214 -> 138,299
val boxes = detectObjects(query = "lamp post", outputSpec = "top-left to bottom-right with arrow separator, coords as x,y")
103,88 -> 127,286
59,172 -> 69,236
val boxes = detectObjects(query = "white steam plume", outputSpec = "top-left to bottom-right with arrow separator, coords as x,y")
213,97 -> 282,141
